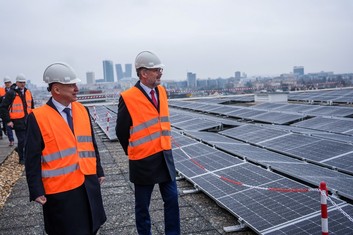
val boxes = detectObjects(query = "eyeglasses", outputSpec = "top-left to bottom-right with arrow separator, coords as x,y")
144,68 -> 163,73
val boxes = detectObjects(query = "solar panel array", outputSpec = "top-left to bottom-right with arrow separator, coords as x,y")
253,102 -> 353,118
183,130 -> 353,202
288,88 -> 353,104
86,88 -> 353,234
291,116 -> 353,134
171,131 -> 353,234
220,124 -> 353,176
87,105 -> 117,140
169,100 -> 306,125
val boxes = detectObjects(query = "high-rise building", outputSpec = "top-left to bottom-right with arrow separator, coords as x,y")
115,64 -> 124,81
235,71 -> 241,78
124,64 -> 132,78
86,72 -> 95,84
115,63 -> 133,81
293,66 -> 304,76
103,60 -> 115,82
187,72 -> 196,88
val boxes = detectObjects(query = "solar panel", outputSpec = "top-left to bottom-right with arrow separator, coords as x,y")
288,88 -> 353,105
322,152 -> 353,174
265,204 -> 353,235
173,144 -> 244,178
171,130 -> 198,148
184,131 -> 240,144
88,105 -> 117,140
214,142 -> 300,164
223,178 -> 345,234
292,116 -> 337,129
294,117 -> 353,134
259,133 -> 321,152
191,165 -> 344,234
270,103 -> 319,113
308,132 -> 353,144
221,124 -> 263,139
250,112 -> 305,125
286,139 -> 353,162
252,103 -> 287,110
227,108 -> 263,118
305,106 -> 353,117
172,119 -> 221,131
269,162 -> 353,200
206,105 -> 241,115
223,127 -> 284,144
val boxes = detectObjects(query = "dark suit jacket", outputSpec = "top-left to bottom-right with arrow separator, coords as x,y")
25,98 -> 106,233
115,81 -> 177,185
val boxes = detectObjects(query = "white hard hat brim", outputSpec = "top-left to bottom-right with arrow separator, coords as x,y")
138,63 -> 165,69
49,78 -> 81,85
62,78 -> 81,84
150,63 -> 165,68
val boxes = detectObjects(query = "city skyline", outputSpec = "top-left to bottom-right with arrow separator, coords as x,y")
1,1 -> 352,85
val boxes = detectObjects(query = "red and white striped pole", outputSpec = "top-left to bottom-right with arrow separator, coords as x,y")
106,112 -> 111,132
320,181 -> 328,235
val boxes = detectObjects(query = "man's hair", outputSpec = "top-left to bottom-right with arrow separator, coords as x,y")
47,83 -> 54,92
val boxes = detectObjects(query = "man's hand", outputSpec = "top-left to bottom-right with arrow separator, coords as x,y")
7,121 -> 14,128
98,176 -> 105,185
35,195 -> 47,205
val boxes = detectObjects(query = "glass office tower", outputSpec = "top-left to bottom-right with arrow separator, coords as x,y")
103,60 -> 115,82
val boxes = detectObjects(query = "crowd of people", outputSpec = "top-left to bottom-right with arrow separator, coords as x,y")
2,51 -> 180,235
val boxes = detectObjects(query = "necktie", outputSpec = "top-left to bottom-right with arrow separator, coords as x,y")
63,108 -> 74,133
150,90 -> 158,108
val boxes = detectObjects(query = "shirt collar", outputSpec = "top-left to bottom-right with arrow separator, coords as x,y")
52,98 -> 72,113
140,82 -> 155,95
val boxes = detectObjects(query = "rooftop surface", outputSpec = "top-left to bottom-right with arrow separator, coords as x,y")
0,124 -> 254,235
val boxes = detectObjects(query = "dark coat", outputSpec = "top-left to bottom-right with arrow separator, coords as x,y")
25,98 -> 106,234
0,84 -> 34,130
115,81 -> 177,185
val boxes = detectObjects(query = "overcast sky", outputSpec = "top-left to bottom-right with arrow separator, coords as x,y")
1,0 -> 352,86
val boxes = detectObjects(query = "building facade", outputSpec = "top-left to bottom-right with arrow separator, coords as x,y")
103,60 -> 115,82
86,71 -> 95,84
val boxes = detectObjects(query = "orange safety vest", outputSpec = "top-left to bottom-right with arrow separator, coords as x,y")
0,87 -> 5,97
9,89 -> 33,119
32,102 -> 97,194
122,85 -> 172,160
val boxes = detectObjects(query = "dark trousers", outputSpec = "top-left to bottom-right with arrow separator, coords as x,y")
134,180 -> 180,235
14,129 -> 26,162
44,184 -> 93,235
6,125 -> 14,142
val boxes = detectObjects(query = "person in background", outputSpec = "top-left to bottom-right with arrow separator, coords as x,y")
116,51 -> 180,235
0,76 -> 15,146
25,62 -> 106,235
0,74 -> 34,164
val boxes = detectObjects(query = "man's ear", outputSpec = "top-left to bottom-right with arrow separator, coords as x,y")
52,84 -> 61,94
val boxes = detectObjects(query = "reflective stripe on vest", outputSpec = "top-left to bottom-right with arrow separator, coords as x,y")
41,147 -> 77,163
130,130 -> 171,147
130,116 -> 170,135
42,163 -> 79,177
122,85 -> 172,160
33,102 -> 97,194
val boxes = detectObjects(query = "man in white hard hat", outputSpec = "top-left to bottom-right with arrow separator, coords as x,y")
25,62 -> 106,235
116,51 -> 180,234
0,74 -> 34,164
0,76 -> 15,145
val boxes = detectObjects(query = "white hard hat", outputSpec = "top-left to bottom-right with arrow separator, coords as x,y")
135,51 -> 164,70
43,62 -> 81,84
3,76 -> 11,83
16,74 -> 26,82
